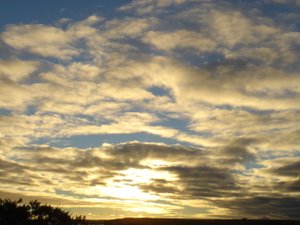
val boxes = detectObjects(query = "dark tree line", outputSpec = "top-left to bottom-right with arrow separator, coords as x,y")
0,198 -> 87,225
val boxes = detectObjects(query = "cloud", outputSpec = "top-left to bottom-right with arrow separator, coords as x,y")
0,59 -> 40,82
1,24 -> 78,59
266,0 -> 300,6
167,3 -> 299,67
143,30 -> 216,53
139,178 -> 179,195
258,157 -> 300,177
277,178 -> 300,192
214,196 -> 300,219
0,80 -> 34,111
218,139 -> 257,166
0,190 -> 90,206
113,56 -> 300,110
0,0 -> 300,219
206,10 -> 277,48
0,140 -> 300,218
119,0 -> 190,14
104,18 -> 156,38
2,141 -> 247,199
164,165 -> 239,198
66,15 -> 103,39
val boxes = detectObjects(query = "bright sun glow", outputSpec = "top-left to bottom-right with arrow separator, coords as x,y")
119,168 -> 177,183
95,168 -> 177,202
101,184 -> 157,201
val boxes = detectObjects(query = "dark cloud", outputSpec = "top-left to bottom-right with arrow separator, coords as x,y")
9,143 -> 204,190
55,189 -> 109,200
218,138 -> 257,165
0,157 -> 27,173
257,158 -> 300,193
265,159 -> 300,177
0,142 -> 266,200
214,196 -> 300,219
139,178 -> 180,194
2,141 -> 300,219
107,142 -> 204,160
203,58 -> 251,73
0,157 -> 34,186
276,178 -> 300,192
165,165 -> 240,198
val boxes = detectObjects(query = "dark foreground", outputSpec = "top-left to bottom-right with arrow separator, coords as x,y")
88,218 -> 300,225
1,199 -> 299,225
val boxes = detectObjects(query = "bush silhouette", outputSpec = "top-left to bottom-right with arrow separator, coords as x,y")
0,198 -> 87,225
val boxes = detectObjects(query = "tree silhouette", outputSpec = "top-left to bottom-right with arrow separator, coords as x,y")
0,199 -> 30,225
0,198 -> 87,225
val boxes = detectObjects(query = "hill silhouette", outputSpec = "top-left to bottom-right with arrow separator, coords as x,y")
90,218 -> 300,225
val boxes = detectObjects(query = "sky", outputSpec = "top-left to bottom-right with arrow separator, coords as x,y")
0,0 -> 300,220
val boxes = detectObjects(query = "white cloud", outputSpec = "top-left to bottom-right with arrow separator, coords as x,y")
2,24 -> 78,59
104,18 -> 156,38
143,30 -> 216,53
67,15 -> 103,38
0,59 -> 40,82
0,81 -> 34,111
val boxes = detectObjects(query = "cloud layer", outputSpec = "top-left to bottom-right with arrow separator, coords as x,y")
0,0 -> 300,220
